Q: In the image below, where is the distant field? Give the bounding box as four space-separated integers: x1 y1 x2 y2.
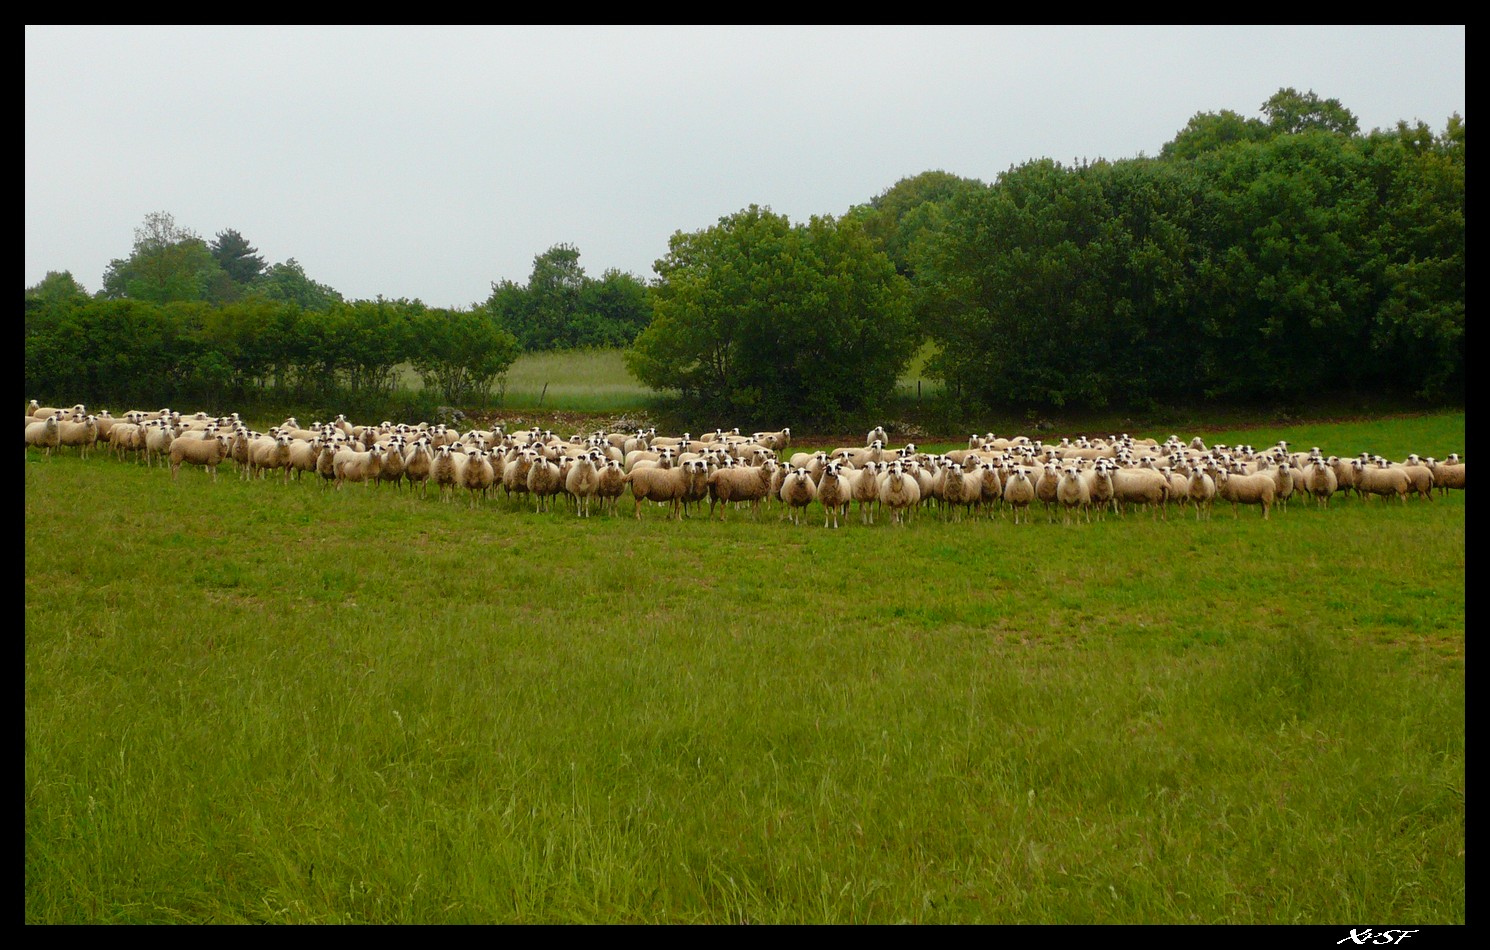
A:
397 349 660 412
25 412 1464 923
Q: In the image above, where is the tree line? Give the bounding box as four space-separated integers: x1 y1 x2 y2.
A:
26 88 1464 425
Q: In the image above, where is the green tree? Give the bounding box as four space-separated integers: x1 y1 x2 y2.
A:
1160 109 1271 160
410 308 520 406
1262 87 1360 136
626 205 914 425
211 228 266 285
486 245 653 350
101 211 227 304
254 258 343 312
847 170 987 282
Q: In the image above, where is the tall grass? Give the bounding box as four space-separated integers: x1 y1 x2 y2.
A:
25 416 1464 923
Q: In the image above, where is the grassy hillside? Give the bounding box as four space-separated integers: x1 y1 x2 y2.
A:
24 413 1464 923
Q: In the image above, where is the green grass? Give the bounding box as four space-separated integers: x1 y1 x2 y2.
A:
25 414 1464 923
397 349 662 412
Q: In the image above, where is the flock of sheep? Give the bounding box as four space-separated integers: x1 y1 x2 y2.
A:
25 402 1466 526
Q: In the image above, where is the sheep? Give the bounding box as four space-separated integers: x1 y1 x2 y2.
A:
373 437 406 489
975 461 1004 519
430 444 465 502
878 461 922 526
625 459 708 520
1085 461 1115 520
706 460 776 521
108 421 143 462
501 447 534 501
815 461 852 529
462 448 496 507
779 466 818 525
1261 461 1296 511
56 414 99 460
1394 459 1435 501
1303 457 1338 507
866 425 888 447
143 421 178 468
169 433 231 482
1056 464 1092 524
526 453 564 512
1426 457 1465 496
334 444 386 490
1109 467 1170 520
938 459 980 522
24 413 62 460
1186 466 1217 521
1001 467 1036 525
849 460 883 524
1034 462 1062 522
564 451 602 517
285 436 323 482
595 459 627 516
1215 469 1276 519
1353 459 1411 504
249 433 294 484
401 439 434 497
751 428 791 452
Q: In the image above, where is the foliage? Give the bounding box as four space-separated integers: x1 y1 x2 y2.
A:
847 170 987 282
254 258 344 312
626 205 916 427
486 245 652 350
101 211 228 305
409 307 521 406
919 91 1464 412
210 228 267 286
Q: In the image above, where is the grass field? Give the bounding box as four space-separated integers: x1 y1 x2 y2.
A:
25 414 1464 923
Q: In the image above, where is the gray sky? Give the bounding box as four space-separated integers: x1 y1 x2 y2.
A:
26 25 1465 309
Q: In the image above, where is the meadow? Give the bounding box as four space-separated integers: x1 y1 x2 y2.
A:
24 412 1464 923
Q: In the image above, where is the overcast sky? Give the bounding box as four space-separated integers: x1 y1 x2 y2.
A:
25 25 1465 309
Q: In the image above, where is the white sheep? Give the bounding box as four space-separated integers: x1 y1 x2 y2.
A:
334 444 387 490
1109 467 1170 520
1352 459 1411 504
526 453 564 512
1056 465 1092 524
625 459 707 521
1186 467 1217 521
1304 458 1338 507
816 461 852 528
24 413 62 460
878 461 922 526
1001 467 1036 525
56 414 100 460
565 452 602 517
596 459 627 516
706 460 776 521
1216 469 1276 519
848 460 883 525
779 466 818 525
462 448 496 507
169 433 231 482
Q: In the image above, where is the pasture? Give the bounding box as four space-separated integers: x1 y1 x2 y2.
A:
25 413 1464 923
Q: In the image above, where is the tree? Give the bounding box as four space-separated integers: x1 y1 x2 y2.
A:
847 170 986 281
1261 87 1360 136
211 228 266 285
101 211 227 304
254 258 343 312
25 270 89 308
410 308 520 406
486 244 652 350
626 205 914 426
1160 109 1271 161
